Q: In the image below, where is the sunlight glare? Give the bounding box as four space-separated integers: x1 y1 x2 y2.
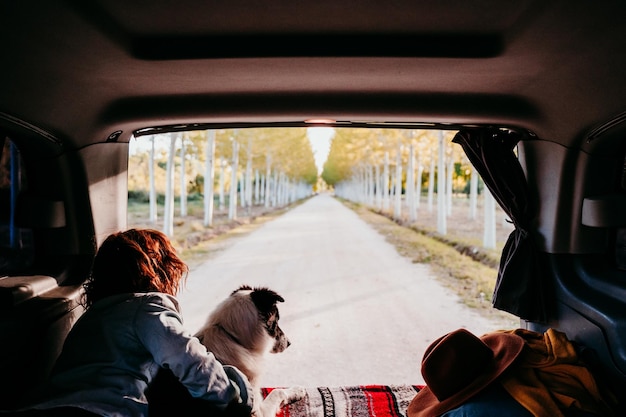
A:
307 127 335 174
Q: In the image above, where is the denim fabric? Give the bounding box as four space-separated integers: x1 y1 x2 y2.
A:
22 293 251 417
441 383 532 417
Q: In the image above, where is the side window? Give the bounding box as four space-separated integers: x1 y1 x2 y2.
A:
616 152 626 270
0 136 34 275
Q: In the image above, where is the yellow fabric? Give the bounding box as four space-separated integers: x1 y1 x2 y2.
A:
498 328 615 417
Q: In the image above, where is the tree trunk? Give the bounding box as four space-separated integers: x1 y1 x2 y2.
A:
272 170 279 207
203 130 216 226
428 147 435 212
254 169 260 205
416 153 423 211
228 140 239 220
375 164 382 210
446 156 453 217
469 165 478 219
245 137 253 213
383 152 390 212
437 131 447 234
163 133 177 236
149 135 157 224
394 144 402 220
483 188 496 249
265 156 272 208
367 164 374 206
180 134 187 217
407 144 416 222
219 157 226 211
239 176 245 208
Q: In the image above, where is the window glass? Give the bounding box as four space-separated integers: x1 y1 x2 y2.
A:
615 152 626 270
0 136 34 275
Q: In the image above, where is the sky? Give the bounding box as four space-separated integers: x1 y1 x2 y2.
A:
306 127 335 174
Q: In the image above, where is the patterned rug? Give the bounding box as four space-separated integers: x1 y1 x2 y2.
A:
262 385 423 417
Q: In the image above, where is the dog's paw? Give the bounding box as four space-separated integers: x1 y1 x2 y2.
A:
263 386 307 410
285 386 307 403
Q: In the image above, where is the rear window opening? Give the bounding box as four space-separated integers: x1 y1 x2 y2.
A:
127 127 519 386
128 127 513 247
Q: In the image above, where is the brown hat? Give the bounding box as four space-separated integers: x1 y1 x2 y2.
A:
408 328 525 417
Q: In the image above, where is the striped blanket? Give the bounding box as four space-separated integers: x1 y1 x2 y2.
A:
262 385 423 417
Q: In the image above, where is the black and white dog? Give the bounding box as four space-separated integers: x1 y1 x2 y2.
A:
148 285 305 417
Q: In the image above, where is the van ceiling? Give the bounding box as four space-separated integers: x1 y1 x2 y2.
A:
1 1 626 148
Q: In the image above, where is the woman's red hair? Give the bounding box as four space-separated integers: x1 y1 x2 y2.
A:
83 229 188 307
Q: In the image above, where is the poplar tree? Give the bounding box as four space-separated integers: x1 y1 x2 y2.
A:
203 130 216 226
163 133 177 236
149 135 157 224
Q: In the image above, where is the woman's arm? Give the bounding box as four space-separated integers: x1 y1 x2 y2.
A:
136 293 253 411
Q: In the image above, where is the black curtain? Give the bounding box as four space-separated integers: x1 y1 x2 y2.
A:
452 128 551 323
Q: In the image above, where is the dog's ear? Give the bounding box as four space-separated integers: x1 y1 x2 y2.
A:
250 287 284 314
232 284 253 296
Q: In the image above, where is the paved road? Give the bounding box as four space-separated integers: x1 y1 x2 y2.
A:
178 193 509 387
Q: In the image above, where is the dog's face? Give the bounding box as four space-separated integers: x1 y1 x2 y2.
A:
232 285 290 354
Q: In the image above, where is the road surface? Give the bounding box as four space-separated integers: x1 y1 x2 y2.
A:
178 193 512 387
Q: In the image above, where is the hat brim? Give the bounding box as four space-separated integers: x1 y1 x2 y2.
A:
408 331 524 417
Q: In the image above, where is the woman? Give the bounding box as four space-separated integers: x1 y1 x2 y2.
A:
22 228 253 416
